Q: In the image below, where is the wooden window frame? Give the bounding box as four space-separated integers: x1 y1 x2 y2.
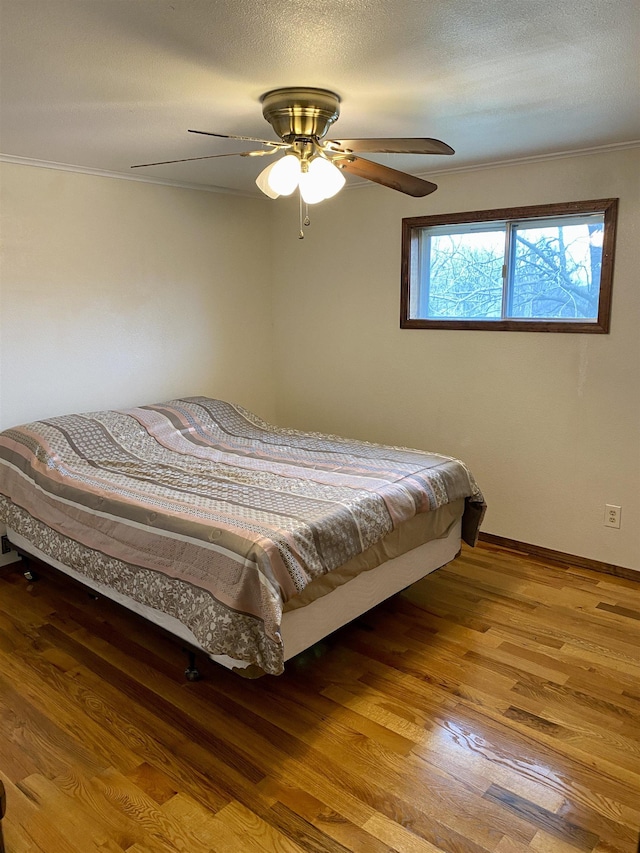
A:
400 198 619 333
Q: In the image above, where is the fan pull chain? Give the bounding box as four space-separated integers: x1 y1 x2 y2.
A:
298 191 304 239
298 192 311 239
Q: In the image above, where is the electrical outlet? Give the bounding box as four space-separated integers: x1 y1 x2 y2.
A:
604 504 621 529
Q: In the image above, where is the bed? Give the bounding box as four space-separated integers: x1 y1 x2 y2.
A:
0 397 485 677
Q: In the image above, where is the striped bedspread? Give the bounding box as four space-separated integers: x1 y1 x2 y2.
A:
0 397 485 674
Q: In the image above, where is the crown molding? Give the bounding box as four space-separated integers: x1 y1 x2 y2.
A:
0 153 257 197
2 139 638 196
414 139 640 180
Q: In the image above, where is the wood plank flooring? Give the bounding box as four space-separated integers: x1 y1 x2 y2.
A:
0 542 638 853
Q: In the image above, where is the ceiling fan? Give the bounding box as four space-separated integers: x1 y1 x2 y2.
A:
132 87 454 235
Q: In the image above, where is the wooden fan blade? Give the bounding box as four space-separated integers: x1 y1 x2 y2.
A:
188 129 287 147
340 156 438 196
328 138 454 155
130 151 266 169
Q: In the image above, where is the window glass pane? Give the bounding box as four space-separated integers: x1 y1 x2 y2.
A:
509 216 604 320
419 228 505 319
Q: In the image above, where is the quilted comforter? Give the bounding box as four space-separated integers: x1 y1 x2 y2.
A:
0 397 485 674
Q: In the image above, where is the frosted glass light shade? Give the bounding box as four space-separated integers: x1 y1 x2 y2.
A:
255 160 282 198
312 156 346 198
299 156 346 204
266 154 301 196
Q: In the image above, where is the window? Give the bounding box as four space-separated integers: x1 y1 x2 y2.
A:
401 199 618 332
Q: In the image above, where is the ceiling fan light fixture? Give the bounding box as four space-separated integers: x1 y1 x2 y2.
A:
257 152 346 205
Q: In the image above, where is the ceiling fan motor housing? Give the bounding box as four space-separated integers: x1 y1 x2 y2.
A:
261 87 341 141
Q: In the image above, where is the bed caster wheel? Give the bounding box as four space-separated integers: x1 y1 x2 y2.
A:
183 649 200 681
23 569 39 582
88 593 100 601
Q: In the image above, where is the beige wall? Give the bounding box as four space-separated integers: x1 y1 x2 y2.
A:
270 148 640 570
1 151 638 571
0 163 276 428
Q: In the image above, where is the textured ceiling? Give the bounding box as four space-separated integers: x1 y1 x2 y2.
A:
1 0 639 195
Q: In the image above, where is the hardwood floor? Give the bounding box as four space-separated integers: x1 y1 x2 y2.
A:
0 542 638 853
